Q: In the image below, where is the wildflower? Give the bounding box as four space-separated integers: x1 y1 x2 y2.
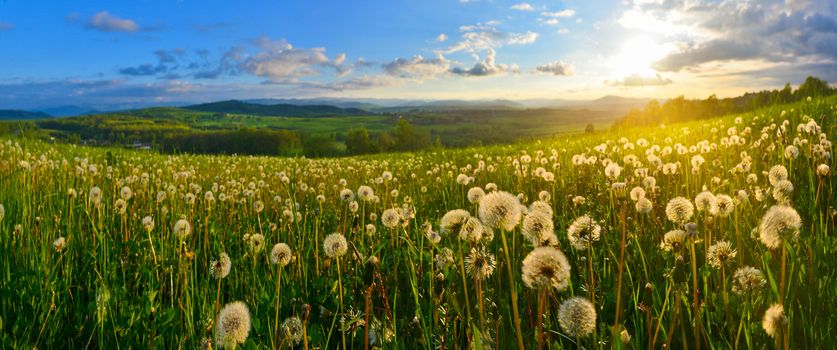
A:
772 180 794 204
323 233 348 258
115 199 127 215
605 163 622 180
715 195 734 217
210 253 232 279
659 230 687 252
817 164 830 177
467 187 485 204
458 217 484 243
357 185 374 202
216 301 251 348
557 297 597 338
630 186 646 201
381 208 401 229
142 216 155 232
665 197 694 225
435 248 455 270
173 219 192 240
89 186 103 207
270 243 292 267
440 210 470 235
635 197 653 214
529 200 553 217
280 316 304 345
566 215 601 251
464 247 496 280
707 241 737 268
732 266 767 296
53 237 66 252
522 212 555 246
478 191 522 231
120 186 133 201
759 205 801 249
365 224 377 236
762 304 787 339
694 191 717 214
245 234 265 253
521 247 571 291
339 189 354 202
768 165 788 186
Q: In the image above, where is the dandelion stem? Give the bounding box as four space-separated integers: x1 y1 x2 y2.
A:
499 230 525 350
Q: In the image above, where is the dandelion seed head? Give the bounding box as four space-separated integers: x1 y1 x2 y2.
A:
173 219 192 240
762 304 787 339
270 243 292 267
707 240 737 268
665 197 694 225
567 215 601 251
715 195 734 217
467 187 485 204
210 253 232 279
381 208 401 229
759 205 801 249
281 316 304 345
216 301 251 348
635 197 653 214
521 247 571 291
660 229 687 252
694 191 717 214
528 200 553 217
772 180 794 204
768 165 788 186
522 212 555 246
464 247 496 280
732 266 766 296
53 237 66 252
478 191 522 231
557 297 597 338
323 233 348 258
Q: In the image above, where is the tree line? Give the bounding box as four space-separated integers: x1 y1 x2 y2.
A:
613 76 835 128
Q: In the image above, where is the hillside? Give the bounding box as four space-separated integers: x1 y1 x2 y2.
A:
0 109 51 120
183 100 369 117
0 95 833 349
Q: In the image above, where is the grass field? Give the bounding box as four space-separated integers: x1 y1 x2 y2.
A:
0 96 834 349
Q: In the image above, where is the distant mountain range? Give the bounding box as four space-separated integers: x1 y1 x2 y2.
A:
183 100 369 117
0 110 51 120
0 95 655 119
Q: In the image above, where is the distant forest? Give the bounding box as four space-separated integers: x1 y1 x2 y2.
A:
613 76 834 128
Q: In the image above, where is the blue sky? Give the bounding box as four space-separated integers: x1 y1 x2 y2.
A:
0 0 835 109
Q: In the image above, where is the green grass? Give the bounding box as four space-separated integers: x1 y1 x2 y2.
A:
0 96 834 349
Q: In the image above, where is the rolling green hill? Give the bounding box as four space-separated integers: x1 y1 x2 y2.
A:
0 110 51 120
183 100 370 117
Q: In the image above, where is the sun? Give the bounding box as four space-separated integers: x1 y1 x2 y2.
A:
610 36 673 77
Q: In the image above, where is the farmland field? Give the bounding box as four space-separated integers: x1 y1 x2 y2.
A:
0 96 834 349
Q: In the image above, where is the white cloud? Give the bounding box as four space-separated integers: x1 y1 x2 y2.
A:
541 9 575 18
539 18 559 26
239 37 331 82
507 31 539 45
511 3 535 11
534 61 575 76
624 0 837 75
436 33 448 42
86 11 139 32
450 49 517 76
383 55 450 79
444 23 539 54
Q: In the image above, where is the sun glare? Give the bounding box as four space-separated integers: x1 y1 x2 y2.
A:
610 36 672 76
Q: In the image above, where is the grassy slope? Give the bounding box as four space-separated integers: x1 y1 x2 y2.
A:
0 96 833 349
